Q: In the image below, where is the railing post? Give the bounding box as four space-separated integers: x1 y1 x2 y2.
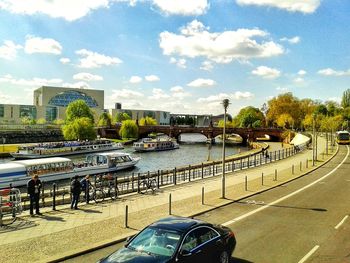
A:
240 158 243 170
247 156 250 168
52 183 56 210
254 154 256 166
169 194 172 215
41 181 45 207
173 168 177 185
201 163 204 179
212 162 215 176
188 165 191 182
137 173 140 193
131 173 134 192
157 170 160 188
115 176 118 199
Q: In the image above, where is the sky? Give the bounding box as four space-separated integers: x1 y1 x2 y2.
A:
0 0 350 116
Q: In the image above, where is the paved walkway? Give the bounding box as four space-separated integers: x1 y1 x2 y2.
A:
0 139 335 263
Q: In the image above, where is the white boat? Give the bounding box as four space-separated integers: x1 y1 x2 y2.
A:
133 138 179 152
10 139 124 159
0 152 140 188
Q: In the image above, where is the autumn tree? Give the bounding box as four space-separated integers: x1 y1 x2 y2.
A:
139 116 157 126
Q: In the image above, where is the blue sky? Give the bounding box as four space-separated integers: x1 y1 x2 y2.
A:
0 0 349 115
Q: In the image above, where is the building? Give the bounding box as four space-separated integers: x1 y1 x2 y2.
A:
0 86 104 124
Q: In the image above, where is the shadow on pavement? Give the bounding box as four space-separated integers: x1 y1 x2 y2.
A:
39 214 66 222
231 256 254 263
81 208 102 214
0 218 37 233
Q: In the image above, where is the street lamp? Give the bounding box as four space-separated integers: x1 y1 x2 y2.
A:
221 99 230 199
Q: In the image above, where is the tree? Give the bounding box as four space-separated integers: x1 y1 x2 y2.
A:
98 112 112 127
53 119 65 125
341 88 350 108
65 99 94 123
114 112 131 123
21 116 36 125
62 117 96 140
314 104 328 116
36 118 47 125
119 120 138 139
233 106 265 128
139 116 157 126
276 113 294 129
218 120 234 128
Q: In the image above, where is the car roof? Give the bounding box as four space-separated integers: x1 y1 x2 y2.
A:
149 216 211 233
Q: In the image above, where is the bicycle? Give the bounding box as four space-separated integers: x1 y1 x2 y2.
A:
0 188 23 226
82 184 105 203
139 176 157 194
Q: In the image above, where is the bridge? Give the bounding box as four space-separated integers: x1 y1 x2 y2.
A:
99 126 284 142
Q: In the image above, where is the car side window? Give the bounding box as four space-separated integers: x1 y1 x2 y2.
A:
181 231 197 252
181 227 219 252
197 227 219 244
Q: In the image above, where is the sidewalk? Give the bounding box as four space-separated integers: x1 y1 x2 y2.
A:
0 139 335 263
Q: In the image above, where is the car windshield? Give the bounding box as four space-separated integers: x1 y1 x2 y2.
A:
128 227 182 258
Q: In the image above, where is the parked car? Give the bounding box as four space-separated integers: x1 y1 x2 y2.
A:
97 216 236 263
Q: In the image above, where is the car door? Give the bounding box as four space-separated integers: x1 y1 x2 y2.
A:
178 227 220 263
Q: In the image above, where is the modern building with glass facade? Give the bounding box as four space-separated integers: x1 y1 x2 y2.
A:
0 86 104 124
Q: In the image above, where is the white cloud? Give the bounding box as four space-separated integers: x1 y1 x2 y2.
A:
236 0 320 14
62 81 91 89
200 61 214 71
145 75 160 82
169 57 187 68
153 0 209 16
76 49 122 68
160 20 284 64
280 36 300 44
0 74 63 86
0 0 114 21
252 66 281 79
111 89 143 100
73 72 103 82
197 91 253 103
276 86 288 92
60 57 70 64
129 76 142 84
187 78 216 88
25 36 62 55
170 86 191 99
0 40 22 60
149 88 170 99
318 68 350 77
298 70 307 75
0 90 11 102
294 77 304 83
327 97 341 103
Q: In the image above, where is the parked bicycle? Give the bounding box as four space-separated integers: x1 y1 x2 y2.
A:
0 188 23 226
139 176 157 194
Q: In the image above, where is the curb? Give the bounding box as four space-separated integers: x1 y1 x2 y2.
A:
47 145 338 262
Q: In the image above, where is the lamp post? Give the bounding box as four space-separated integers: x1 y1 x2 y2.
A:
312 113 317 166
221 99 230 199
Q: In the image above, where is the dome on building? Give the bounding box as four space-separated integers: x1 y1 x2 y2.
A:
48 90 98 108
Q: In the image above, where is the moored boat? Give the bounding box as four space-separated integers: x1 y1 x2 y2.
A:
133 138 179 152
0 152 140 188
10 139 124 159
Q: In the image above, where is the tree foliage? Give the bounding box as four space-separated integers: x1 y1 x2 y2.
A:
233 106 264 128
98 112 112 127
65 99 94 123
119 120 138 139
139 116 157 126
341 89 350 108
62 117 96 140
114 112 131 123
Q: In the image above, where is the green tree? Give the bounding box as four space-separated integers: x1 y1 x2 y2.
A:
341 88 350 108
98 112 112 127
62 117 96 140
233 106 265 128
114 112 131 123
37 118 47 125
119 120 138 139
53 119 65 125
218 120 234 128
21 116 36 125
139 116 157 126
65 99 94 123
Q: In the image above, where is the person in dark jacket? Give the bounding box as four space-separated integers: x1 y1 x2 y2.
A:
70 175 81 209
27 175 42 216
80 175 91 203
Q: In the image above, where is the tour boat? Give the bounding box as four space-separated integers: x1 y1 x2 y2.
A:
133 138 179 152
10 139 124 159
0 152 140 188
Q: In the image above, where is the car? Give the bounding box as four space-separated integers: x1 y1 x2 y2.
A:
97 216 236 263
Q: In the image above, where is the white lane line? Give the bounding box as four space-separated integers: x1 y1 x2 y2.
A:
335 215 349 230
298 245 320 263
222 146 349 227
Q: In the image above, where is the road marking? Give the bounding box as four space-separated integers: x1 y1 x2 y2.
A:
335 215 349 230
222 146 349 227
298 245 320 263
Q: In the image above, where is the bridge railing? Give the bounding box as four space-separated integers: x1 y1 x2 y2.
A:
13 141 312 210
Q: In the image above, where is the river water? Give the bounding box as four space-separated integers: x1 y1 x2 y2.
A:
0 134 248 177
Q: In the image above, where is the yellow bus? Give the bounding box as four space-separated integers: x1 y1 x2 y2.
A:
336 131 350 145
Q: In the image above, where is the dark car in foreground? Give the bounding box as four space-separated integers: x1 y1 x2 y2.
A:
98 216 236 263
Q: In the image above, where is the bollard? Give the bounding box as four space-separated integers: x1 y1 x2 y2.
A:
169 194 172 215
53 183 57 210
300 161 302 171
292 164 294 175
261 172 264 185
306 159 308 169
274 169 277 181
125 205 128 228
245 176 248 191
254 155 256 166
202 187 204 205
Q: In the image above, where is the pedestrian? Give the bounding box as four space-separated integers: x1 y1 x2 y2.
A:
27 174 42 216
70 175 81 209
80 175 90 203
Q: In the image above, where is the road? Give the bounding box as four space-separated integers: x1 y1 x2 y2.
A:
64 145 350 263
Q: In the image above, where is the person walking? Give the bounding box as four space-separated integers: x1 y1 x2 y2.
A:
70 175 81 209
27 175 42 216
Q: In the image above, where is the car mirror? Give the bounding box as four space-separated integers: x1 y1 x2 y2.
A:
179 249 192 257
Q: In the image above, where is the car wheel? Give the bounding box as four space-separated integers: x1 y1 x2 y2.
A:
219 250 229 263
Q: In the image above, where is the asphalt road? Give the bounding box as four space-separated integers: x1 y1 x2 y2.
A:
64 145 350 263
